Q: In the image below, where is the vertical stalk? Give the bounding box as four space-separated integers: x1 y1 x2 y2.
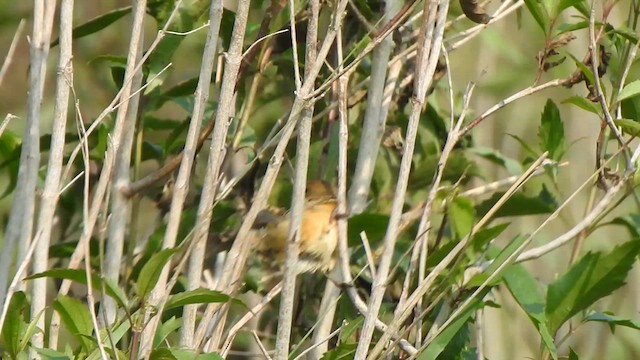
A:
30 0 73 355
274 0 320 356
179 0 225 347
103 0 146 323
348 0 401 214
273 104 312 358
0 0 55 318
138 0 252 355
49 0 154 349
195 0 351 350
354 0 449 357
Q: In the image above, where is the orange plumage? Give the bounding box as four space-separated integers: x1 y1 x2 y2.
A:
257 180 338 274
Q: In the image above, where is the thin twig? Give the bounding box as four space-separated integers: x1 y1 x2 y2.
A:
348 0 401 214
414 164 628 356
0 19 25 87
360 232 377 278
309 14 345 358
446 0 524 51
252 331 274 360
140 0 245 354
30 0 75 353
0 226 42 332
163 21 210 35
355 0 449 356
1 0 55 331
460 78 565 137
516 177 625 263
0 114 18 138
288 0 302 91
174 0 224 347
103 0 147 325
220 282 283 357
587 2 631 170
195 0 352 350
370 152 550 357
51 0 187 350
294 325 343 360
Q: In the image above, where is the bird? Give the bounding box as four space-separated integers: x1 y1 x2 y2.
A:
256 180 338 274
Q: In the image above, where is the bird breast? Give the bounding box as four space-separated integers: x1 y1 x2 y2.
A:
261 200 338 273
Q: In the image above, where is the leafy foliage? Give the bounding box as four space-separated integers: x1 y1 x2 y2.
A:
1 0 640 359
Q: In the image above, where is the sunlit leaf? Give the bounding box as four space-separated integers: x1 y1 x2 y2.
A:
449 197 475 239
51 6 132 47
614 119 640 136
471 147 523 175
2 291 28 358
476 186 558 218
418 296 488 359
53 296 94 352
136 248 180 300
504 264 558 358
524 0 549 33
562 96 601 115
618 80 640 102
538 99 565 161
546 240 640 334
27 269 128 310
164 289 229 311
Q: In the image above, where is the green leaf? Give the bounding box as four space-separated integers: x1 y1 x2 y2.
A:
507 134 539 158
149 348 178 360
545 240 640 334
418 296 487 359
568 348 580 360
0 130 20 198
618 80 640 102
437 319 471 360
556 21 589 35
347 213 389 247
164 289 229 311
86 319 132 360
504 264 558 359
2 291 29 358
471 147 523 175
562 96 601 115
51 6 132 47
34 348 73 360
320 343 357 359
338 316 364 344
151 348 224 360
621 97 640 120
475 186 558 218
27 269 129 310
136 248 180 299
470 223 510 252
610 214 640 238
538 99 565 161
151 77 201 110
614 118 640 136
524 0 549 33
567 52 594 85
466 236 526 288
448 197 475 239
551 0 587 18
612 27 639 45
53 295 94 352
584 311 640 332
154 316 182 348
21 308 43 354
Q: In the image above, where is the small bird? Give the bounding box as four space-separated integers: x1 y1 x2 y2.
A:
256 180 338 274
